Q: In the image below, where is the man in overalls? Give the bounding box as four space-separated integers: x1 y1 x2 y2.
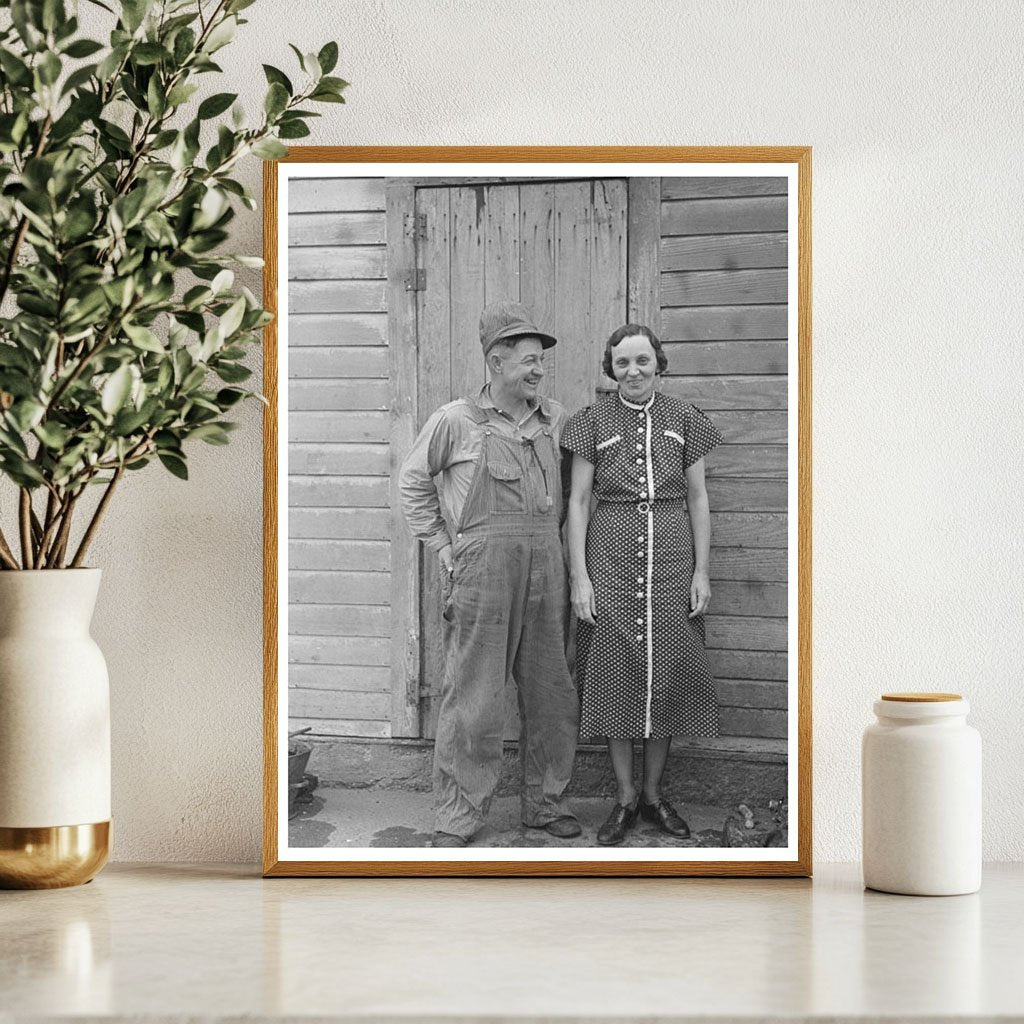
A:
399 301 581 848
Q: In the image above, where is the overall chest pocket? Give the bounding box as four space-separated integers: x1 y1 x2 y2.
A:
487 459 526 513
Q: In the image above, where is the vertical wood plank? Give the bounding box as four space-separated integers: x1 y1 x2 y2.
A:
591 178 629 393
386 181 420 738
484 184 521 305
519 182 557 401
554 181 594 416
450 186 487 400
416 187 453 739
627 178 661 335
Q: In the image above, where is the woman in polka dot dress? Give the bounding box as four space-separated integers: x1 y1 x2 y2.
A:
562 324 723 846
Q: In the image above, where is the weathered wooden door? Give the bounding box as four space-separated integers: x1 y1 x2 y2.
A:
407 179 631 739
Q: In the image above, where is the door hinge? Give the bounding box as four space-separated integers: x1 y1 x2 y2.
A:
405 268 426 292
404 212 428 241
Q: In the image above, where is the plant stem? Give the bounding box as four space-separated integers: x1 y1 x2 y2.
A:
0 113 52 308
0 527 20 570
36 488 66 566
18 489 34 569
29 507 43 545
0 216 30 310
70 465 124 568
42 489 56 533
46 298 140 413
45 493 79 569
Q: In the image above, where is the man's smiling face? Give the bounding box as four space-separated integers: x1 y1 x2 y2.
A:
494 336 546 402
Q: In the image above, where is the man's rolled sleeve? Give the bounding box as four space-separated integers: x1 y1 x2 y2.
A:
398 408 454 551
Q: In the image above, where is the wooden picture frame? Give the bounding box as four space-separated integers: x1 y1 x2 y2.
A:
263 147 812 877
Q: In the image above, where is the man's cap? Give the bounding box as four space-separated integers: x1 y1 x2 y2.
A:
479 300 557 355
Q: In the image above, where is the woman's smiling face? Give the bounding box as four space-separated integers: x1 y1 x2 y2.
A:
610 334 658 403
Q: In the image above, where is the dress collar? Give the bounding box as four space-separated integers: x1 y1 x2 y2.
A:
617 389 657 412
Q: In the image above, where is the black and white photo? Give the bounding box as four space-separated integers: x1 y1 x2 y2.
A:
263 149 811 877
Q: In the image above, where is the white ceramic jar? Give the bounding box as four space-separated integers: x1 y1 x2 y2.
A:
862 692 981 896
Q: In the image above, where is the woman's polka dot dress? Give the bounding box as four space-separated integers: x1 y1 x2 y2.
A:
561 391 723 740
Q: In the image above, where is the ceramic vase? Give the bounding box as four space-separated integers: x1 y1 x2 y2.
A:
0 568 111 888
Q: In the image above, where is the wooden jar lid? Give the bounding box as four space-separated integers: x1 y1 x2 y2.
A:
881 692 962 702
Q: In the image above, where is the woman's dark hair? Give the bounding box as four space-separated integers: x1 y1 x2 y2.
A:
602 323 669 379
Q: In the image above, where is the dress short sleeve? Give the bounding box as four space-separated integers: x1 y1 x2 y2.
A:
684 405 722 469
560 406 596 463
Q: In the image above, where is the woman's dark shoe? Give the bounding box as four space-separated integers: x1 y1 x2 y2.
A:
596 798 640 846
639 797 691 838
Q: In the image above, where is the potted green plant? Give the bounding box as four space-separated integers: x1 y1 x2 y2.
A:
0 0 345 887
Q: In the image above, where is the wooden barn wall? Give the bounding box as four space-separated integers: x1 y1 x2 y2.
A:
286 177 391 739
284 175 790 750
656 176 789 745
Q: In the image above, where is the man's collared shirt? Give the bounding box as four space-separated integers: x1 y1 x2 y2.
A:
399 384 567 550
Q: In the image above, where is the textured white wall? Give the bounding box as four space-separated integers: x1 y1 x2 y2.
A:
62 0 1023 862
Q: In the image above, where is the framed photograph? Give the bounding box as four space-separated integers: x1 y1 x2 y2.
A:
262 147 811 877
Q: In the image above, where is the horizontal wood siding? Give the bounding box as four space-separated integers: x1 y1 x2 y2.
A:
659 176 789 745
288 177 390 738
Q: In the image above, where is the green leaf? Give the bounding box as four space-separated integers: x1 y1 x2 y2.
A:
158 452 188 479
189 422 231 445
132 43 169 66
278 120 310 140
262 64 292 94
182 285 211 310
309 88 346 104
319 76 349 92
0 50 33 87
214 362 251 384
198 91 237 119
317 41 339 75
264 82 289 117
203 15 236 53
251 137 287 160
210 269 234 294
112 404 152 435
63 38 104 58
38 51 63 86
9 399 45 432
173 27 196 65
300 51 321 80
96 43 127 81
61 62 98 96
101 365 133 415
166 82 199 107
218 296 246 340
147 74 166 117
0 456 46 487
34 421 70 449
215 388 247 408
123 322 164 353
10 2 44 52
150 128 177 149
121 0 151 33
181 364 206 391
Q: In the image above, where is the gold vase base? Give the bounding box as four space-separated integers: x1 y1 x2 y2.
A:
0 821 110 889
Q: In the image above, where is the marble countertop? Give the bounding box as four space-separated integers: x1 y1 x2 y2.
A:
2 862 1021 1021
